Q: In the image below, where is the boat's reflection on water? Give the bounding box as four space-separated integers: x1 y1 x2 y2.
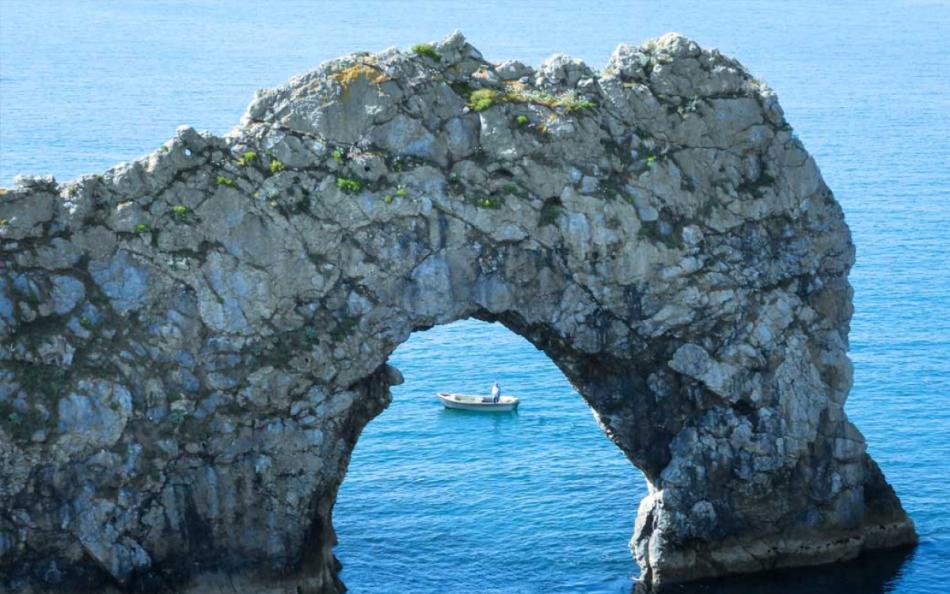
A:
634 545 917 594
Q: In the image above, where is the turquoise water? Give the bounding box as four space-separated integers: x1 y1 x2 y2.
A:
2 1 948 593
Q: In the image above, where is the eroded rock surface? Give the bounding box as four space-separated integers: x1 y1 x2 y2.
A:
0 31 915 592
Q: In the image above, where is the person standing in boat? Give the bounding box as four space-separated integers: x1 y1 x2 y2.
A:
491 381 501 404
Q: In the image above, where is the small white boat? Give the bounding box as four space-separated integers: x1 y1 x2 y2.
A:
436 392 519 412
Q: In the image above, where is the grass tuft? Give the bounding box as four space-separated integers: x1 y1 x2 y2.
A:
476 197 501 209
336 177 361 194
238 150 257 166
469 89 499 112
498 82 596 113
171 205 189 221
539 202 562 226
411 43 441 61
565 97 595 112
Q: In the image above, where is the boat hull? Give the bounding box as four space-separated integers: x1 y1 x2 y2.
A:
437 393 519 412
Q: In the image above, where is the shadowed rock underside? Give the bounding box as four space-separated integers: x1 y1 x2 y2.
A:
0 31 915 593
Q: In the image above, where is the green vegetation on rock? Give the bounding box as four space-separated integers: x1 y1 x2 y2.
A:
171 205 189 221
238 150 257 166
466 85 595 114
336 177 361 194
638 220 683 249
469 89 499 112
411 43 441 61
539 201 562 226
475 197 501 209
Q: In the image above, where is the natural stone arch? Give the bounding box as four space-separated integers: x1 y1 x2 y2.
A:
0 32 915 593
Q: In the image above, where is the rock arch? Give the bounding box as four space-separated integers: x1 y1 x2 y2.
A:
0 32 915 593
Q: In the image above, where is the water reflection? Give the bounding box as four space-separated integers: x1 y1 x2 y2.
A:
638 546 915 594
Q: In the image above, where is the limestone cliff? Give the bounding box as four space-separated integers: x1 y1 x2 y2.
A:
0 32 915 593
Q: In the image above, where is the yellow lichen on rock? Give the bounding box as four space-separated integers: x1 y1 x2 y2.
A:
333 63 390 92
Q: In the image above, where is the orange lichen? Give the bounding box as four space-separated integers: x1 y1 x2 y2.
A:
333 63 390 92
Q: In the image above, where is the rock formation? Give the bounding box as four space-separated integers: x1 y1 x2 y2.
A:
0 31 915 593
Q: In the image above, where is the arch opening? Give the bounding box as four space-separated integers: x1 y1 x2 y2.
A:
333 318 645 592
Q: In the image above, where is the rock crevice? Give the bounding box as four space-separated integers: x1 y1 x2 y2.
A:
0 31 915 593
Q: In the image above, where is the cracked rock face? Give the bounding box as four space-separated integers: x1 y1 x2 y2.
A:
0 31 915 593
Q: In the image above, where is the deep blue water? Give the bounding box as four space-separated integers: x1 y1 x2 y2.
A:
1 1 948 593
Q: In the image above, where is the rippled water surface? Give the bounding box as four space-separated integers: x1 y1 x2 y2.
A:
1 1 948 593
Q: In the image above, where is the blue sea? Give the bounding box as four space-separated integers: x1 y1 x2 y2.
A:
1 1 948 592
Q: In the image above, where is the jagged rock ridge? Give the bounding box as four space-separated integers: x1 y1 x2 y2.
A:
0 31 915 593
